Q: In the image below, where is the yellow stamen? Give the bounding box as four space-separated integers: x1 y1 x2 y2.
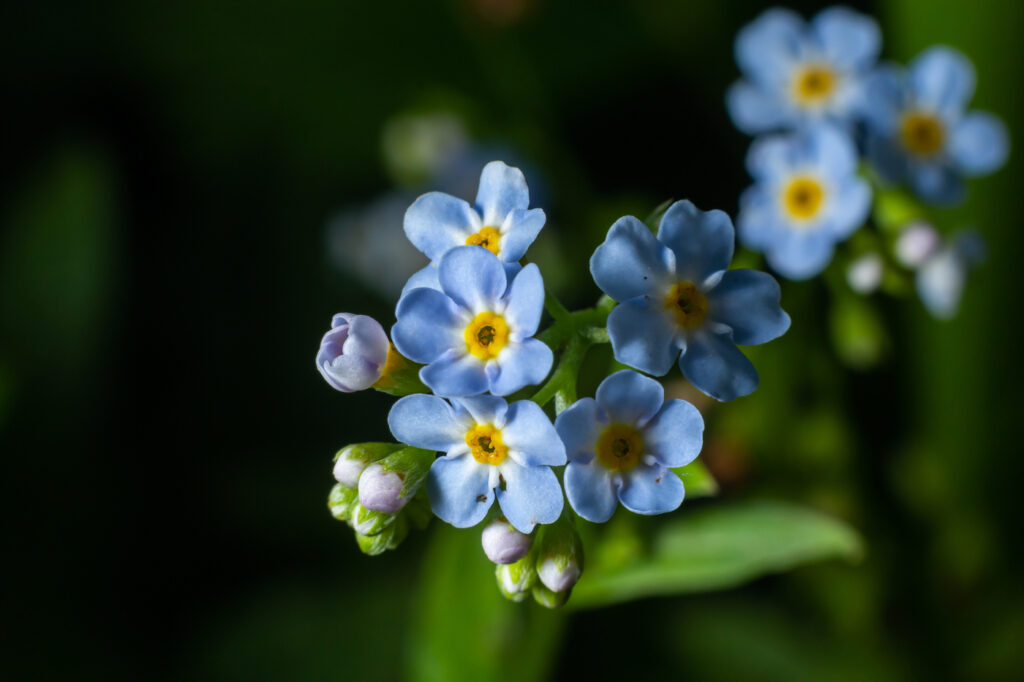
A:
595 424 644 472
899 111 945 157
792 64 837 106
663 282 708 330
463 311 509 360
466 424 508 465
465 226 502 255
781 176 825 221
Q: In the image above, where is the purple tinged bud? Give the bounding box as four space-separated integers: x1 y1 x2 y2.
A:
316 313 390 392
358 463 409 514
481 519 533 564
895 222 940 268
537 555 581 593
333 447 367 487
846 253 883 294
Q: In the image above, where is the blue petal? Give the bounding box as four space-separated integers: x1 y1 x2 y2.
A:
317 354 379 393
488 338 553 396
392 288 463 363
865 132 910 185
824 176 871 240
607 300 680 377
499 208 546 262
554 398 603 459
949 112 1010 176
863 65 907 134
737 185 778 251
421 349 490 397
765 230 836 280
642 399 704 468
618 465 684 515
496 462 563 533
451 395 508 426
811 7 880 71
474 161 531 227
735 8 804 88
503 263 544 336
746 134 798 182
438 245 507 312
502 400 566 467
809 125 859 180
564 460 619 523
427 455 493 528
590 216 675 302
404 192 479 261
726 81 793 135
657 200 735 282
388 394 465 451
595 369 664 427
908 163 965 205
910 47 975 116
680 332 759 401
400 263 441 298
706 269 790 346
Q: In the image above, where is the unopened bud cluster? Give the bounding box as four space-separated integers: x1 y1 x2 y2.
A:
487 516 582 608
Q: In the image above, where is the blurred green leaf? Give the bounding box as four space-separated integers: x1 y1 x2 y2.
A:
407 525 565 682
672 460 718 498
829 295 889 370
570 500 863 609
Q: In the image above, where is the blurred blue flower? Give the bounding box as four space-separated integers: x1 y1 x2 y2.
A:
590 200 790 401
556 370 703 522
917 230 985 319
316 313 391 392
865 46 1010 204
392 246 552 396
388 393 565 532
727 6 880 134
403 160 545 269
738 125 871 279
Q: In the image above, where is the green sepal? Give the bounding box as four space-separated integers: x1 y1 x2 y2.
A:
671 460 719 498
333 442 403 465
495 553 537 602
531 583 570 609
356 514 409 556
327 483 358 521
378 446 436 499
536 516 583 577
350 501 398 537
372 347 429 396
404 492 433 530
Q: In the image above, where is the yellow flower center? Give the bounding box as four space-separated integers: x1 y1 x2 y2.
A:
463 311 509 360
663 281 708 329
595 424 644 472
792 64 837 106
899 111 945 157
465 226 502 255
466 424 508 465
781 176 826 221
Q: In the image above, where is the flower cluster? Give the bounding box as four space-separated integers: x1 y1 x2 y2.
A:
315 160 790 606
728 5 1007 312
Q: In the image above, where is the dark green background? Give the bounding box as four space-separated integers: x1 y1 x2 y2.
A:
2 0 1022 680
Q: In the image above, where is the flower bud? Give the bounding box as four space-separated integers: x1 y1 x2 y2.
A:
535 520 583 594
895 222 940 268
327 483 358 522
358 463 409 513
316 313 390 392
355 514 409 556
531 583 569 609
481 518 533 564
846 253 883 294
350 501 397 537
333 442 401 487
495 555 537 602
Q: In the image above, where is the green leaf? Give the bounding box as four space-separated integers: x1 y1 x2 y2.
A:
570 500 863 609
829 294 890 370
407 525 565 682
672 460 718 498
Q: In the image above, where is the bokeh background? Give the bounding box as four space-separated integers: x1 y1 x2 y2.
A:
3 0 1023 680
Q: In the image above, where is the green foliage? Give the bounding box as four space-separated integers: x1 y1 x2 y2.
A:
570 501 863 609
672 459 718 498
829 294 889 370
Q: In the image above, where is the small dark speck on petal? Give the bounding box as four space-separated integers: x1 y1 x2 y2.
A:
476 494 487 502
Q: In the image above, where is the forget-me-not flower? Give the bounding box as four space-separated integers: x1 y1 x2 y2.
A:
388 393 565 532
864 46 1009 204
727 6 880 134
590 200 790 401
916 230 985 320
392 245 553 396
402 160 546 291
316 313 391 392
738 125 871 280
556 370 703 522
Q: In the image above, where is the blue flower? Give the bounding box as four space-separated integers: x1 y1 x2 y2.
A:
388 393 566 532
392 245 553 397
737 125 871 280
916 230 985 320
727 7 880 134
403 160 545 269
864 46 1010 204
316 314 391 392
556 370 703 522
590 200 790 401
